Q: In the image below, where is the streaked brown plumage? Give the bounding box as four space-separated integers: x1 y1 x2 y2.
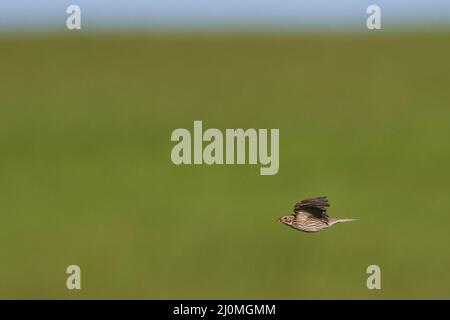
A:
278 196 355 233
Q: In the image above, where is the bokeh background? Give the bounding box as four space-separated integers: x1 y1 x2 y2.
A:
1 1 450 299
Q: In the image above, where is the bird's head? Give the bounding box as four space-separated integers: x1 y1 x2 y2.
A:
278 215 294 225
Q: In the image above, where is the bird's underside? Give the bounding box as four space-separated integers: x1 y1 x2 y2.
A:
281 196 355 233
292 211 330 232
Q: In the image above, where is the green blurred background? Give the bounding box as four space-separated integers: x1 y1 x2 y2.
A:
1 1 450 300
1 32 450 299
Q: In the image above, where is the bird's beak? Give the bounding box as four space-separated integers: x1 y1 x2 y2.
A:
277 217 282 223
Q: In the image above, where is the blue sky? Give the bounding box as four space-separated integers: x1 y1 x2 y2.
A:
1 0 449 30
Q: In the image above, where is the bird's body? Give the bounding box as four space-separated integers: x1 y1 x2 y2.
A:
278 196 355 233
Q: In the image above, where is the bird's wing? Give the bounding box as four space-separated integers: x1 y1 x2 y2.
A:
293 196 330 222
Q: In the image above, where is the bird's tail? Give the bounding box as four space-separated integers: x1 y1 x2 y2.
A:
330 218 357 225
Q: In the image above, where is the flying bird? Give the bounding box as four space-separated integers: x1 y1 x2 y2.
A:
278 196 355 233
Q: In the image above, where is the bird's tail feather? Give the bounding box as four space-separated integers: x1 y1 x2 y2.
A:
330 218 357 225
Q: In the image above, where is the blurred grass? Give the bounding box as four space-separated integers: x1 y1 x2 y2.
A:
1 32 450 299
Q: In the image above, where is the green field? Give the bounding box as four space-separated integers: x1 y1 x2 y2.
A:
1 32 450 299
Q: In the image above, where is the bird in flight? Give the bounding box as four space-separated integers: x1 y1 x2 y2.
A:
278 196 355 233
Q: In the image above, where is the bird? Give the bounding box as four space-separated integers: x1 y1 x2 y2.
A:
278 196 355 233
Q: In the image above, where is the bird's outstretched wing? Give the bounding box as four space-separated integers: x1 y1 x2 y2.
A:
294 196 330 222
